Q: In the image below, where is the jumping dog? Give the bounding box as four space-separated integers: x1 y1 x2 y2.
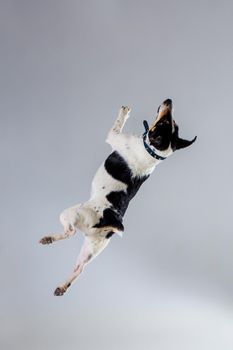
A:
40 98 196 296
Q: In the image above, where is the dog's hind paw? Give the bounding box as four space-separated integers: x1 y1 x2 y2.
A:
54 286 67 296
39 236 54 245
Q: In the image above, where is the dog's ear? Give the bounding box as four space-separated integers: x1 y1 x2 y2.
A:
176 136 197 150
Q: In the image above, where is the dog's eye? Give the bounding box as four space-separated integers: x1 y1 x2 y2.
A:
154 136 163 146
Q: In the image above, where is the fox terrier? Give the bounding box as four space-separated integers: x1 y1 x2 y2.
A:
40 98 196 296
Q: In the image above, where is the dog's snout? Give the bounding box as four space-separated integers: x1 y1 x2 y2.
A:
163 99 172 107
157 98 173 114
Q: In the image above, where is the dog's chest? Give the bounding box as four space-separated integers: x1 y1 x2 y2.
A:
114 135 156 178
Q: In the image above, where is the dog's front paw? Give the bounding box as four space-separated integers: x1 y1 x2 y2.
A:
39 236 54 245
120 106 131 118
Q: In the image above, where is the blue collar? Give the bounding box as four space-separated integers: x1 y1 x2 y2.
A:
142 120 166 161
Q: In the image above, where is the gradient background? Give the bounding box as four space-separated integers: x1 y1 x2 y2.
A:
1 1 233 349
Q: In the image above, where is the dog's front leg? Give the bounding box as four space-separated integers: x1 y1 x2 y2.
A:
106 106 131 145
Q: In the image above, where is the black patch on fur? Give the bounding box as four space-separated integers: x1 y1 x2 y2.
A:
104 151 132 185
106 191 128 216
105 231 115 239
93 208 124 231
106 172 149 216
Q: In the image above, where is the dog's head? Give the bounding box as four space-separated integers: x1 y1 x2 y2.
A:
148 99 196 153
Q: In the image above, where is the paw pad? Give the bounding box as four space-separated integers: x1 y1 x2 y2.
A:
39 236 54 245
54 286 67 296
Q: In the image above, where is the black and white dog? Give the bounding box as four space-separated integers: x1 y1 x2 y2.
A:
40 98 196 296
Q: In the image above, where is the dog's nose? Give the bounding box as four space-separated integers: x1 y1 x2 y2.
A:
163 99 173 107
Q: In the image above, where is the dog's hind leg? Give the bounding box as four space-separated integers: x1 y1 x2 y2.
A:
39 225 76 245
106 106 131 144
39 207 80 245
54 236 110 296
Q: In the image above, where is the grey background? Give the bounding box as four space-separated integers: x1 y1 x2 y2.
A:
1 0 233 349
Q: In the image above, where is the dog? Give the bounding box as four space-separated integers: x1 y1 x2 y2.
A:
40 98 196 296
